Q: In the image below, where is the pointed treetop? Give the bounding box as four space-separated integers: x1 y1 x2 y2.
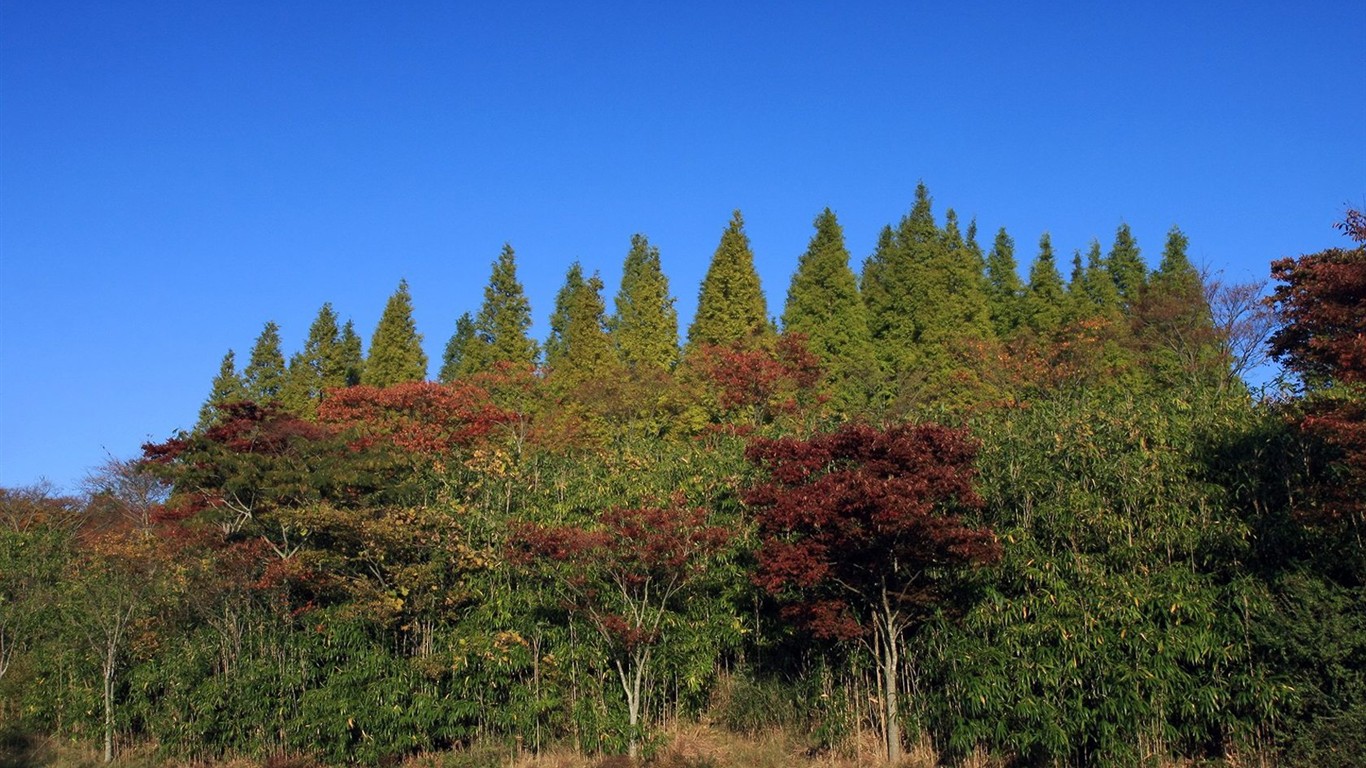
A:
279 303 345 417
1023 233 1066 336
335 320 365 387
459 244 539 376
1082 239 1122 315
545 262 589 371
985 226 1024 338
612 233 679 371
243 321 286 402
364 279 428 386
197 349 245 430
782 208 875 411
687 210 772 349
1107 223 1147 304
439 312 475 383
549 266 617 385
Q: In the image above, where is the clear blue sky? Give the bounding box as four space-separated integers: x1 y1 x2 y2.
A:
2 1 1362 491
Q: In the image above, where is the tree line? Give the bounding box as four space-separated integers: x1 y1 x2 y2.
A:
2 190 1362 767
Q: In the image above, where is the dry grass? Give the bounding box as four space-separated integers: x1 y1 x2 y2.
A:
3 725 1280 768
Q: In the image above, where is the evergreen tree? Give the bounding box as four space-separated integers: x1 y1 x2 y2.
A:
985 227 1025 338
1063 250 1089 323
280 303 343 417
1082 239 1122 316
196 349 245 429
862 186 995 410
612 234 679 372
243 321 286 403
782 208 876 412
439 312 475 383
364 280 428 386
460 244 539 375
335 319 365 386
1107 223 1147 306
1134 226 1221 386
934 208 994 344
862 185 938 389
546 263 588 371
687 210 771 349
550 267 617 386
860 224 901 348
1023 233 1066 337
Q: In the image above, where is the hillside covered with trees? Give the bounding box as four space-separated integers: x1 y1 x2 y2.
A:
3 191 1363 767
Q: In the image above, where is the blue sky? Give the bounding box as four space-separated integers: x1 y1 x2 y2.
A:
1 1 1362 491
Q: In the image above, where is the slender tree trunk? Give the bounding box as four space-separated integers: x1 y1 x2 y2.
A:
879 595 902 765
615 650 649 759
103 646 116 763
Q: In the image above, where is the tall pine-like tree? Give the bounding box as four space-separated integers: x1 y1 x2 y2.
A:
439 312 475 383
243 322 286 403
782 208 876 412
335 319 365 386
280 303 343 417
1107 223 1147 306
196 350 245 429
862 185 939 388
612 234 679 372
548 265 617 386
458 244 539 375
364 280 427 386
933 208 994 344
1082 240 1122 315
1022 233 1066 337
985 227 1025 338
1134 226 1222 386
687 210 772 349
546 263 588 371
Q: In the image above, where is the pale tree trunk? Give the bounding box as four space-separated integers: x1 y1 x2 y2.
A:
878 591 903 765
103 640 117 763
615 648 650 759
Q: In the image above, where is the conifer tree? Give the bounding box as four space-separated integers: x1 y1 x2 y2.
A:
1134 226 1221 386
545 263 588 371
687 210 771 349
862 185 938 387
197 350 245 429
782 208 876 411
335 320 365 386
1063 250 1089 323
438 312 475 383
459 244 539 375
861 224 900 347
1107 223 1147 306
364 280 428 386
985 227 1024 338
612 234 679 372
280 303 343 417
243 321 286 403
1081 240 1123 318
933 208 994 343
550 267 617 386
1023 233 1066 337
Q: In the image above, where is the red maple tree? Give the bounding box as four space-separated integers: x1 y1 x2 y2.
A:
511 502 729 758
744 422 1000 764
1269 208 1366 532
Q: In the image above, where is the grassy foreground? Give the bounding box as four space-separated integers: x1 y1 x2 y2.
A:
3 722 1275 768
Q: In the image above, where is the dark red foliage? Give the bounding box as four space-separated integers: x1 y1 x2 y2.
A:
318 381 508 457
1269 210 1366 386
1268 210 1366 529
512 503 729 651
745 422 1000 640
693 335 825 425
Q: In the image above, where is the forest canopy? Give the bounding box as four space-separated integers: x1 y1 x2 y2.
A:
3 195 1363 768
